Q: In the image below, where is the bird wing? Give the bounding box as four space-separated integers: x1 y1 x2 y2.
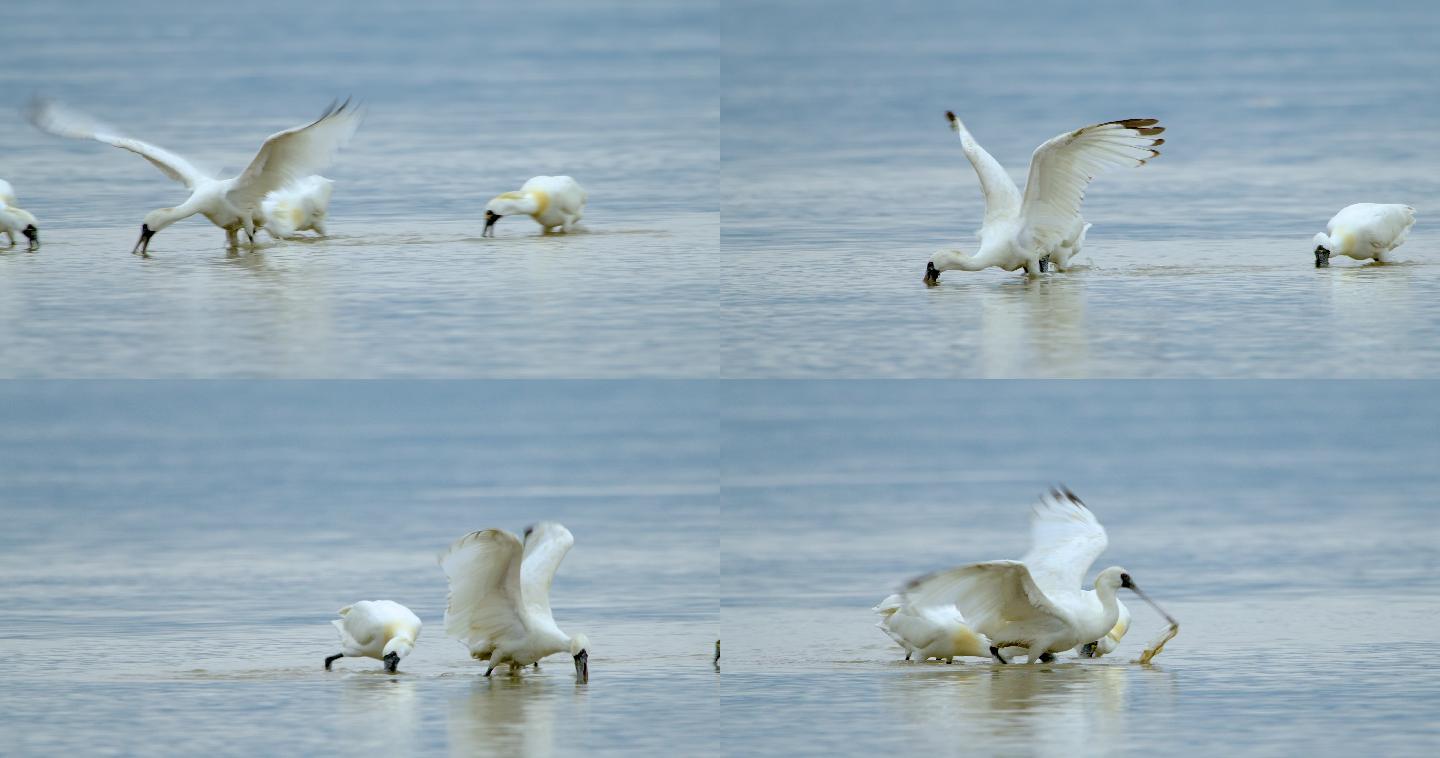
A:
520 522 575 623
903 560 1063 640
945 112 1023 228
227 100 362 211
1019 118 1164 250
1020 487 1109 598
439 529 528 651
27 98 212 190
1356 204 1417 249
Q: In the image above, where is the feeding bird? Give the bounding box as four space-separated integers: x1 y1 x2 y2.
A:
483 176 587 236
900 487 1172 664
261 175 334 239
925 112 1163 283
439 522 590 680
27 97 361 256
876 488 1133 663
1312 203 1416 268
0 179 39 249
324 600 422 673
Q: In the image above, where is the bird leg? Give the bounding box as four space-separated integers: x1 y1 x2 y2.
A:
989 646 1009 664
484 665 496 677
1038 653 1056 663
226 229 239 248
1039 255 1050 273
904 651 911 661
533 662 540 670
325 653 343 670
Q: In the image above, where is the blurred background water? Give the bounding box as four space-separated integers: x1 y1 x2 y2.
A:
723 0 1440 377
720 381 1440 755
0 382 719 756
0 0 717 377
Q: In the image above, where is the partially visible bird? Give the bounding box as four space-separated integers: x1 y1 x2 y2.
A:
483 176 587 236
325 600 422 673
1077 601 1131 658
262 175 334 239
1312 203 1416 267
0 179 39 249
925 112 1163 282
873 592 993 663
28 97 361 256
439 522 590 680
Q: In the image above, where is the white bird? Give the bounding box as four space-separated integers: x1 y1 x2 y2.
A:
439 522 590 680
903 487 1174 664
28 98 361 256
482 176 587 236
325 600 423 673
1312 203 1416 268
925 112 1164 283
261 175 334 239
0 179 39 249
873 592 991 663
875 487 1134 663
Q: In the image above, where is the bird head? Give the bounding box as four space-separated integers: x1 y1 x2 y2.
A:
483 192 535 236
1312 233 1331 268
22 223 39 249
925 249 968 286
381 636 415 673
570 634 590 682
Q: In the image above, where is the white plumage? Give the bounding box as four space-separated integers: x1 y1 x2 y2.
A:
439 522 590 679
873 592 991 663
483 176 587 236
325 600 422 673
28 98 361 256
0 179 39 249
925 113 1163 282
262 175 334 239
1312 203 1416 267
898 488 1168 664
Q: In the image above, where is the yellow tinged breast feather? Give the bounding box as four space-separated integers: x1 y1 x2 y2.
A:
531 189 550 216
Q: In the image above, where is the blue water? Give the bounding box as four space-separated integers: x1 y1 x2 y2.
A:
719 381 1440 755
0 382 720 756
0 0 717 377
722 0 1440 377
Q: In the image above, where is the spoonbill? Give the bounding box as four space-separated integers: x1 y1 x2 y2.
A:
903 487 1173 664
0 179 39 249
1312 203 1416 267
439 522 590 681
27 98 361 256
261 175 334 239
875 487 1132 662
925 112 1163 283
483 176 587 236
325 600 422 673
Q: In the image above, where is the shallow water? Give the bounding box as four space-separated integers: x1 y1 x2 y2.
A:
720 381 1440 755
722 0 1440 377
0 0 717 378
0 382 720 756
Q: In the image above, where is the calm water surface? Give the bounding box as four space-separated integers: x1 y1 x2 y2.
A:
723 0 1440 377
0 382 720 756
720 382 1440 755
0 0 717 377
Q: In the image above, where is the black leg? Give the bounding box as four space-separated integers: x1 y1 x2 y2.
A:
533 662 540 670
1039 653 1056 663
1039 256 1050 273
990 646 1009 664
325 653 343 670
904 652 911 661
484 665 495 677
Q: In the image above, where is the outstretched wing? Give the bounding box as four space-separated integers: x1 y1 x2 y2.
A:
946 112 1023 228
1019 118 1164 250
521 522 575 623
903 560 1064 641
1021 486 1109 597
439 529 526 652
27 98 211 189
227 99 362 211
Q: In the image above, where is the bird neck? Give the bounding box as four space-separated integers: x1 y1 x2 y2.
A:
1091 585 1122 639
934 249 992 272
